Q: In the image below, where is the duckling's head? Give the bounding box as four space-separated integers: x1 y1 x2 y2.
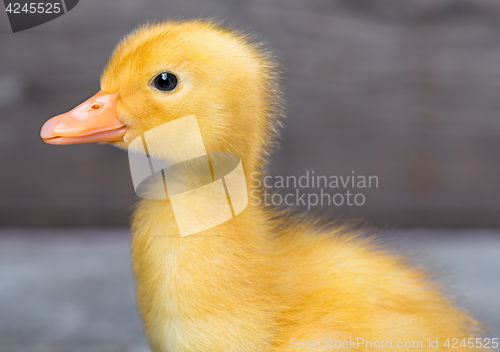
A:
41 20 282 173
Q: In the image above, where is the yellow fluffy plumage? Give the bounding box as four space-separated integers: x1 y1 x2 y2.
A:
58 19 485 351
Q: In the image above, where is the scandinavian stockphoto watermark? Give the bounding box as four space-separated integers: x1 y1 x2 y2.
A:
125 114 377 236
250 170 378 209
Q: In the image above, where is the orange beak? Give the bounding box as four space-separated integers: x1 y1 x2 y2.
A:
41 91 126 145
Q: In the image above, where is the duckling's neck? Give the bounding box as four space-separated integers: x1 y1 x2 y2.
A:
140 149 262 204
130 157 278 351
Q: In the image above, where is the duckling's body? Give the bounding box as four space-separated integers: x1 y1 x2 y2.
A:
132 197 479 352
41 20 482 352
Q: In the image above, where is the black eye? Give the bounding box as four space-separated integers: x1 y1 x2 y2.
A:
152 72 178 92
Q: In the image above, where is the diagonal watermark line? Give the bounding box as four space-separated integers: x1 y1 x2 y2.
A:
61 0 68 13
140 134 155 175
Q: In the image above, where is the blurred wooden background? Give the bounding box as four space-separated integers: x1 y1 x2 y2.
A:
2 0 500 227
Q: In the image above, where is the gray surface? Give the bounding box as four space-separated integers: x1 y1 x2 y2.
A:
0 228 499 351
0 229 148 352
3 0 500 227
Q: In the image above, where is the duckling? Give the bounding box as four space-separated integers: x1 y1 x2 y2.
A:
41 20 483 352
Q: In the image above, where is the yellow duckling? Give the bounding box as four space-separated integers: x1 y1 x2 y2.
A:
41 20 483 352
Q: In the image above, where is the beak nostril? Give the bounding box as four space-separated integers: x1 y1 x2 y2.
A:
90 103 101 110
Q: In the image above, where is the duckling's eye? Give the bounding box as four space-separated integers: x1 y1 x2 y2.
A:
152 72 178 92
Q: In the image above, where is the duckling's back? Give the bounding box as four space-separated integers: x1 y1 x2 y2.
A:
272 221 482 351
